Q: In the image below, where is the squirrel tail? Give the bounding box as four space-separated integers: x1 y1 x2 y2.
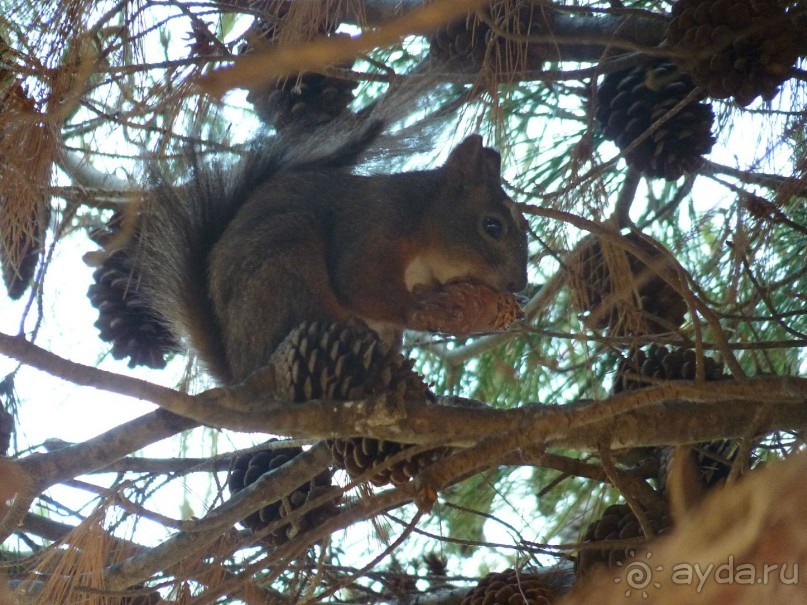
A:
131 118 386 382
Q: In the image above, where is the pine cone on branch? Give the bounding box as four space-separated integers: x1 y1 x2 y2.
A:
612 344 726 393
228 443 340 547
569 232 688 336
271 320 429 403
666 0 800 106
271 321 451 487
611 345 756 496
461 568 562 605
239 5 357 128
86 212 180 369
429 1 553 72
329 438 450 487
577 503 672 576
596 60 715 180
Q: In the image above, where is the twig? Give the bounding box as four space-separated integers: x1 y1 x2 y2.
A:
198 0 487 96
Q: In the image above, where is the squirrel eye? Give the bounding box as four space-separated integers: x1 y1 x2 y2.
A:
483 216 503 239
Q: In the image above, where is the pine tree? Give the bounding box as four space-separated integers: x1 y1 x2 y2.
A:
0 1 805 603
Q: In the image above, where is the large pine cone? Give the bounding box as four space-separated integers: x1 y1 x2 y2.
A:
577 503 672 576
86 213 179 369
271 321 450 487
271 320 430 403
461 568 561 605
430 2 552 70
596 60 715 180
570 232 688 336
666 0 799 106
228 444 340 547
239 5 357 128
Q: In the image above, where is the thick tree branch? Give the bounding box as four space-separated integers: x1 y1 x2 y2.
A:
20 410 196 487
0 333 195 411
2 330 806 448
199 1 669 96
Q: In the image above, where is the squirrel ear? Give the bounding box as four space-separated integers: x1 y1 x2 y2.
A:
444 135 502 180
481 147 502 175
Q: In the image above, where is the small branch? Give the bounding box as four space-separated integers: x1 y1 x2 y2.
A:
88 455 230 474
20 410 196 488
703 158 806 194
412 378 807 509
612 167 641 228
0 332 196 412
57 148 130 192
2 330 806 447
103 472 418 592
0 409 196 543
198 0 486 96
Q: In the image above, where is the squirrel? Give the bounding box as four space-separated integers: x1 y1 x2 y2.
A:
94 121 529 386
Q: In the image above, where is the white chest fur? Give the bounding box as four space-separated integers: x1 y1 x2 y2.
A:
403 252 476 291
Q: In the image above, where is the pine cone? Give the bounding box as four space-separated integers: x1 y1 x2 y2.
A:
596 60 715 180
740 192 787 223
1 201 49 300
570 232 688 336
610 346 754 493
271 321 449 487
228 444 340 547
239 7 356 128
407 280 525 336
430 14 490 65
666 0 799 106
430 2 552 70
329 438 450 487
271 320 430 402
87 213 180 369
252 65 359 130
612 344 726 393
577 503 672 576
87 253 179 369
461 568 559 605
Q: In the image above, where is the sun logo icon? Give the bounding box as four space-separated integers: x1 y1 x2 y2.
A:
613 550 663 599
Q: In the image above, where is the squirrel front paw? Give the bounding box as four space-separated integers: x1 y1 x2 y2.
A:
406 280 525 336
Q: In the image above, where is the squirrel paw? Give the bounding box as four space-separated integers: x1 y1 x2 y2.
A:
406 280 524 336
